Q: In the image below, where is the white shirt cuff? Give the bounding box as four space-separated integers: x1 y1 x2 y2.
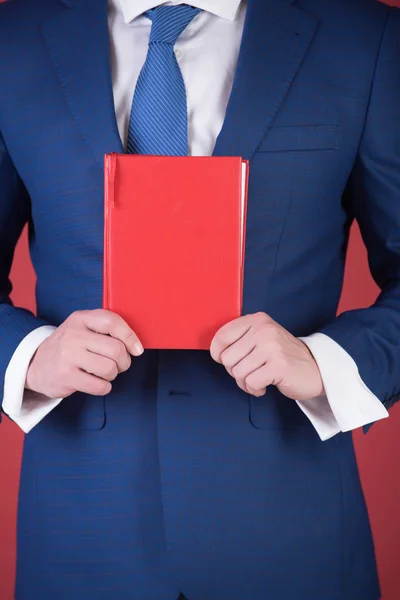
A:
296 332 389 441
2 325 64 434
4 328 389 438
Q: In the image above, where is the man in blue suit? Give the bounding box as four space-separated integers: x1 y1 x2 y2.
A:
0 0 399 598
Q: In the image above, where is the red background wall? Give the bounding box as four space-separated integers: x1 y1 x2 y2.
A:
1 1 400 599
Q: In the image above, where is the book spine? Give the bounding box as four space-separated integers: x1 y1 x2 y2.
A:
103 153 118 310
105 152 117 208
240 160 250 314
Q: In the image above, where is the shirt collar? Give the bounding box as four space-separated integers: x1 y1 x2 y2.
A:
117 0 243 25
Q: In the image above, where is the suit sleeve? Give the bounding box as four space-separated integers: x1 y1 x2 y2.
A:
0 131 52 422
317 7 400 428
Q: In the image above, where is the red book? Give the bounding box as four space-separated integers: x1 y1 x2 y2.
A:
103 153 249 350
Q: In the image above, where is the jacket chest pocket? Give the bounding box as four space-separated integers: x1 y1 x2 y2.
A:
256 124 339 153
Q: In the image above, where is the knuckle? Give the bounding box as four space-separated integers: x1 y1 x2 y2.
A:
121 353 132 372
101 313 114 328
212 331 226 348
265 325 280 342
264 338 282 356
244 374 253 388
247 386 259 397
123 330 133 344
102 381 113 395
245 374 258 392
92 308 107 318
93 379 112 396
125 330 138 345
210 336 225 362
231 363 243 379
255 311 269 324
220 352 231 368
108 339 125 360
93 309 115 328
212 330 222 343
105 362 118 380
66 311 79 323
103 381 113 395
125 331 142 354
209 344 219 362
68 310 85 324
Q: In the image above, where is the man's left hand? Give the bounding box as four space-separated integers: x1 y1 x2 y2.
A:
210 313 324 402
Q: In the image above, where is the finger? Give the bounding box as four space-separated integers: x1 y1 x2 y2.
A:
244 363 276 396
84 332 131 373
230 349 267 392
73 369 113 396
80 309 143 356
219 335 256 375
210 316 253 363
77 350 119 382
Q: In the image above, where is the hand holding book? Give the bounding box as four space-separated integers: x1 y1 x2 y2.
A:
211 312 324 401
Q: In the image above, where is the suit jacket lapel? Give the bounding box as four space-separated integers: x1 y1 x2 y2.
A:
40 0 318 165
41 0 124 167
213 0 319 159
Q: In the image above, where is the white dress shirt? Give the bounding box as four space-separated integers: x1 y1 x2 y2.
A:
2 0 388 439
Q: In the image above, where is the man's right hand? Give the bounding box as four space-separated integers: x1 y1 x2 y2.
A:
25 309 144 398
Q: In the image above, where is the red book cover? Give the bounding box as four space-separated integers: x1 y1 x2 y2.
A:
103 153 248 350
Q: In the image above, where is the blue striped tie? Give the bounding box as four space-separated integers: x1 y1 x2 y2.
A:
127 5 201 156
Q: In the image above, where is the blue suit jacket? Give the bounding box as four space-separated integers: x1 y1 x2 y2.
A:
0 0 399 598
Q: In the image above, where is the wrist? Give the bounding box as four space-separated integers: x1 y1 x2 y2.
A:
25 352 40 392
301 342 325 398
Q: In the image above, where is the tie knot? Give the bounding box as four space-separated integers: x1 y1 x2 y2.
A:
145 4 201 45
